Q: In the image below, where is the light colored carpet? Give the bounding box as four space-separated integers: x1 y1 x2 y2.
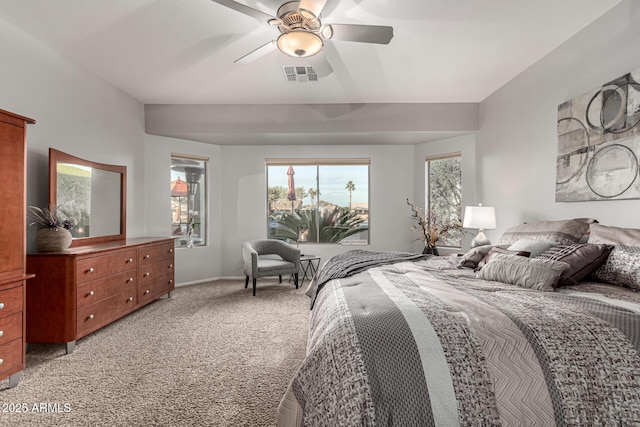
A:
0 279 309 426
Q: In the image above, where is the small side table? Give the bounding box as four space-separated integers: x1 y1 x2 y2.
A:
299 255 321 286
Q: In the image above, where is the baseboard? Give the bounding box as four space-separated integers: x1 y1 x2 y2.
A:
175 276 245 287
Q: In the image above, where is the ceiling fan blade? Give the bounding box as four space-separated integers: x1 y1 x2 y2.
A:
308 51 333 78
298 0 328 19
234 41 277 64
324 24 393 44
210 0 275 23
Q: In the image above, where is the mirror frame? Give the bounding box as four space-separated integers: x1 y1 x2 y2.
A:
49 148 127 247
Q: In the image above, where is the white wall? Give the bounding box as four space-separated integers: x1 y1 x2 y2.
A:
0 17 146 251
478 0 640 243
144 134 222 284
218 144 416 277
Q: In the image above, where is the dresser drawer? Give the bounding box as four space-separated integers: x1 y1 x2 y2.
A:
139 242 174 266
138 273 174 305
139 260 174 286
77 271 137 308
0 285 23 317
0 338 22 379
77 250 137 284
0 312 22 346
76 290 137 336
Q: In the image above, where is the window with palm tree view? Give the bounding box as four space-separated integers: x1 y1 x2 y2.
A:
267 160 369 244
426 153 462 248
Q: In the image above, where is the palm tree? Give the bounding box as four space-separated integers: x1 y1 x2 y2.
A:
345 180 356 212
308 188 317 206
273 206 367 243
267 187 281 212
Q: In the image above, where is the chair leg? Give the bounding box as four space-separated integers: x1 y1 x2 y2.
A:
294 273 299 289
245 276 249 289
279 275 282 283
253 278 257 296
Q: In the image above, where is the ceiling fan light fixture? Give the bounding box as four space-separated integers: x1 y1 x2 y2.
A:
277 30 323 57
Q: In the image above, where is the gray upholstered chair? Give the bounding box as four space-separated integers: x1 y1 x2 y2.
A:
242 239 300 296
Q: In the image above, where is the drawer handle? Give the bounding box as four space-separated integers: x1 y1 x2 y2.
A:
88 314 94 320
168 264 173 269
169 279 173 284
0 359 3 365
144 290 150 295
144 272 150 277
0 303 4 310
128 278 134 283
144 254 150 259
169 248 173 253
127 258 133 263
88 291 95 296
0 330 3 337
127 297 133 302
88 267 94 273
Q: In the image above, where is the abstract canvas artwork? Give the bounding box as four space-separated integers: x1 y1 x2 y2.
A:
556 69 640 202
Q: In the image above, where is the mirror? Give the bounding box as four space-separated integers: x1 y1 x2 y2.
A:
49 148 126 246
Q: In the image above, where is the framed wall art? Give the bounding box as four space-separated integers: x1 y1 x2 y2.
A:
556 69 640 202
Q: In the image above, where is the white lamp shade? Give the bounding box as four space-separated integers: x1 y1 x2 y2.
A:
463 206 496 229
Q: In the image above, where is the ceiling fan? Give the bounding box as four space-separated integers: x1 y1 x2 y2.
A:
211 0 393 76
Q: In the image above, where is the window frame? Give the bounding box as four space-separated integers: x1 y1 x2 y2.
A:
171 153 208 248
266 158 371 245
425 152 462 249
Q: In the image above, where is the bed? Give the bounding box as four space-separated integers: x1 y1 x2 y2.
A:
277 220 640 426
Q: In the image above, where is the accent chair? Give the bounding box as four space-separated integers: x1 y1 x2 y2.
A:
242 239 300 296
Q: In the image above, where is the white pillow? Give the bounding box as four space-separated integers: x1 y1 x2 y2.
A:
507 238 557 258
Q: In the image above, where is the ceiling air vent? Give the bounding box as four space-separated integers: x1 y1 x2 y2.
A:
283 66 318 83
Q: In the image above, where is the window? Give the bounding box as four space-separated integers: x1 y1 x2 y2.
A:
266 159 369 245
426 153 462 248
171 154 207 247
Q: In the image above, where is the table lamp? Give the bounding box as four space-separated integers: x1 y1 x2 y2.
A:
463 204 496 248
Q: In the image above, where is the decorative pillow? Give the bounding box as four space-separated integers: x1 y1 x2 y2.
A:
475 247 530 271
588 224 640 290
458 245 508 269
475 253 569 291
497 219 590 245
507 238 557 258
537 243 614 287
588 224 640 246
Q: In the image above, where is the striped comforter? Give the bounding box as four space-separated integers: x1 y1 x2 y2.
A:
278 253 640 426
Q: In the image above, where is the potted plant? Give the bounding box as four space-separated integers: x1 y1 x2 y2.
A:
27 205 76 252
406 199 462 255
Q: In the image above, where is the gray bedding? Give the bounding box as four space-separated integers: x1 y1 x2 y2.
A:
279 252 640 426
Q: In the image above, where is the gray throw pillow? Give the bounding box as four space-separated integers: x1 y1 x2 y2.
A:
475 247 530 271
588 224 640 290
458 245 508 269
537 243 614 287
498 219 589 245
476 253 568 291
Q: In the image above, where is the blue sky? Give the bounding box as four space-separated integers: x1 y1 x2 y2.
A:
268 165 369 207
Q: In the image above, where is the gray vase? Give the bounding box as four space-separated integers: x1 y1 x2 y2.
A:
35 228 72 252
422 245 439 256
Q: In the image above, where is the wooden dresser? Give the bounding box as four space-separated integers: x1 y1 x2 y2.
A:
26 237 175 354
0 109 35 388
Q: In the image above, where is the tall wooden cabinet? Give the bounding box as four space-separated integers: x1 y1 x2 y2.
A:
26 237 175 354
0 109 35 388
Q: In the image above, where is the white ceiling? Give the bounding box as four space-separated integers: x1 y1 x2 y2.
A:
0 0 622 144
